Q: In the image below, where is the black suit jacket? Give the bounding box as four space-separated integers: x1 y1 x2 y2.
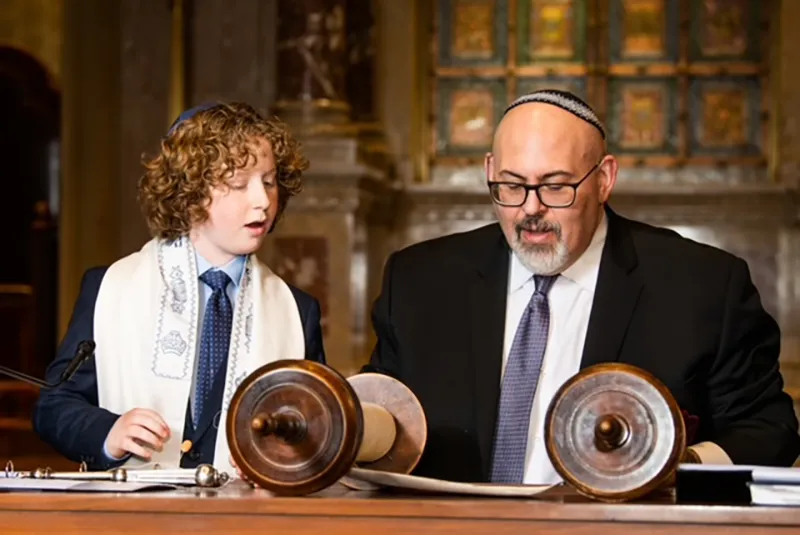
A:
32 266 326 471
364 207 800 482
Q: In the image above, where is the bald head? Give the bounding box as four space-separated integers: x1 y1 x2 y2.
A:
493 101 606 168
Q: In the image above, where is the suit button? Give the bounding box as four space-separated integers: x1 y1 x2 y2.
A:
188 450 201 461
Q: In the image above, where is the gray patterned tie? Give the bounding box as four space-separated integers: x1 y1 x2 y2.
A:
490 274 558 483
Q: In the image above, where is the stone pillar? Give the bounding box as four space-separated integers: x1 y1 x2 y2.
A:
775 0 800 425
188 0 280 110
263 0 395 376
118 0 172 256
59 0 123 336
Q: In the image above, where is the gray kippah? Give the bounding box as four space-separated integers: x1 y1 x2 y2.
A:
505 89 605 139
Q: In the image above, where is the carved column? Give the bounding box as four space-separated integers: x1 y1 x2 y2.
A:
266 0 396 376
60 0 124 333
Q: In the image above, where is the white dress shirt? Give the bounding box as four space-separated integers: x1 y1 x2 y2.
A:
500 214 608 485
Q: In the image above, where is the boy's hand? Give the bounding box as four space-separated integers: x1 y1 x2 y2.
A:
106 408 171 460
229 455 255 486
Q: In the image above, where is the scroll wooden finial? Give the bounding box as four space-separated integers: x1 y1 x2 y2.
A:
544 362 686 502
226 360 426 496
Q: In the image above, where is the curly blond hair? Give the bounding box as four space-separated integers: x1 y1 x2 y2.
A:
138 102 309 241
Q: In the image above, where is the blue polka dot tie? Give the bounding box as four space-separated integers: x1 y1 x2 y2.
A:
194 270 233 429
490 275 558 483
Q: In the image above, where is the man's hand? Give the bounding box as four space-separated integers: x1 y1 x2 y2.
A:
106 408 171 460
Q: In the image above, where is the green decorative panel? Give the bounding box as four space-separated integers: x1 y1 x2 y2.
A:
688 76 762 156
517 0 587 63
607 78 678 155
689 0 760 62
436 78 506 157
609 0 679 63
438 0 508 67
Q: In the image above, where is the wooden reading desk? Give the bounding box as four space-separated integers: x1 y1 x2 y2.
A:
0 481 798 534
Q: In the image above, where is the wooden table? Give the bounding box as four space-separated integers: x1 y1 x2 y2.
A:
0 481 798 534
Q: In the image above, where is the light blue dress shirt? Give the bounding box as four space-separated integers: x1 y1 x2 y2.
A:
103 251 246 461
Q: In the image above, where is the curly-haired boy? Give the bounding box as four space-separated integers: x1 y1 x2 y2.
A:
33 102 325 476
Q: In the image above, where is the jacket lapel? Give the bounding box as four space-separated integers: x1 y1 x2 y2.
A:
468 225 510 479
580 207 644 369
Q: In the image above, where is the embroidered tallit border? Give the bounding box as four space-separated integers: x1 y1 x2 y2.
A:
151 239 197 380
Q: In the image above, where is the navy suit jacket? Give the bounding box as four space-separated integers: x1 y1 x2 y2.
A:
32 266 326 470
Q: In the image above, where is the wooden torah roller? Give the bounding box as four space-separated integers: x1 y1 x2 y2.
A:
544 363 687 502
226 360 426 496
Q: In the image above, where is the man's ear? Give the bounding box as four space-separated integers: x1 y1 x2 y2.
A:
597 154 618 203
484 152 494 181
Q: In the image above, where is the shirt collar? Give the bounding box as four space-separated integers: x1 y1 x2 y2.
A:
508 211 608 294
196 252 246 287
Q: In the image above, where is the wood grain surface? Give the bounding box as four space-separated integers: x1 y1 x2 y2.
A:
0 481 798 534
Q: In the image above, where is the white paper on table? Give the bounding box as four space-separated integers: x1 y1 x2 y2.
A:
748 484 800 506
346 468 554 498
0 478 177 492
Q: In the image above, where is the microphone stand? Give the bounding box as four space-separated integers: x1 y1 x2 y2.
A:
0 340 95 388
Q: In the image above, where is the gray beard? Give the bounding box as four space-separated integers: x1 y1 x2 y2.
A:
511 238 570 276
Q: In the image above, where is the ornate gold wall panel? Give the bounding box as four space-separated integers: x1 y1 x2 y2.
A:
423 0 774 186
409 0 799 416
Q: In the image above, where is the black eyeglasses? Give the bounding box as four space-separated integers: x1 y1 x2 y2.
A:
487 160 603 208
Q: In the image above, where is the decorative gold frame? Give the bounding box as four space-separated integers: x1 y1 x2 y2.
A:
413 0 783 183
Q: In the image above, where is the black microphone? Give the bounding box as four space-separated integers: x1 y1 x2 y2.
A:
0 340 95 388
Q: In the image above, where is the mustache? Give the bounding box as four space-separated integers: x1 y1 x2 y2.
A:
515 216 561 238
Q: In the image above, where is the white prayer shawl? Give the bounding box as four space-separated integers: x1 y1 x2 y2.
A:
93 237 306 477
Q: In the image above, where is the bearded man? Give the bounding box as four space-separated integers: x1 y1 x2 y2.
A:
363 89 800 485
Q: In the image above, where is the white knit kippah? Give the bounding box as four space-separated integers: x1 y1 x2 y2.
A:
505 89 605 139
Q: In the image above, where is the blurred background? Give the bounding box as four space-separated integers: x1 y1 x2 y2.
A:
0 0 798 469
